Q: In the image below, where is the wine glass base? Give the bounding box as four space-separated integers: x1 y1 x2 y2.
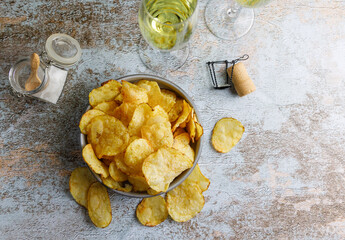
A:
205 0 254 41
138 39 189 73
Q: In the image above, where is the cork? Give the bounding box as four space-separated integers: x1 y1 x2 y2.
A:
227 62 256 97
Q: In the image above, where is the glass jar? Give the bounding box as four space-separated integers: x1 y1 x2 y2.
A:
9 33 82 104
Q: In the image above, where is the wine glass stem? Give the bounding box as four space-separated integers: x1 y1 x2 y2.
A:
226 3 242 18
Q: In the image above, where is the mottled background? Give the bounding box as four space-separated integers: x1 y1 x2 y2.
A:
1 0 345 239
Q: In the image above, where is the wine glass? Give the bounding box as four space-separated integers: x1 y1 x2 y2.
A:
138 0 198 73
205 0 271 40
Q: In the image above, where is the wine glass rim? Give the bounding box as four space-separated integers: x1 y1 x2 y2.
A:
142 0 198 27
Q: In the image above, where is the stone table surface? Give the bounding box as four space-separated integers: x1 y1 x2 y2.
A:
1 0 345 239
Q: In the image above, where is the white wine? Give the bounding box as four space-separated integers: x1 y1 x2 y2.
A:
139 0 198 50
236 0 270 8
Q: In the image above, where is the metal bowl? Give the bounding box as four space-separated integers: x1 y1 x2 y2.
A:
80 74 204 198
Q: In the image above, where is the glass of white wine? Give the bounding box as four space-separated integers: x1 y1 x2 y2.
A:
138 0 198 73
205 0 271 40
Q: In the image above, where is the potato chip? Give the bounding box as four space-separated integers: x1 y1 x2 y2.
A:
121 81 148 105
168 98 183 123
141 121 173 150
101 176 133 192
128 175 150 192
186 114 196 143
89 80 122 107
93 101 118 115
128 103 152 137
211 118 245 153
79 109 105 134
124 139 154 174
185 164 210 192
172 100 192 132
172 133 194 162
87 182 112 228
173 127 186 138
113 153 133 176
161 89 176 102
114 92 123 104
88 115 129 158
136 80 174 112
142 147 193 192
136 196 168 227
113 102 138 127
195 122 204 141
69 167 97 208
145 105 169 126
166 182 204 222
109 161 128 182
82 144 109 178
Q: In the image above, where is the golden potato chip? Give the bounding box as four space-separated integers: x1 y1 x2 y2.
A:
145 105 169 125
168 99 184 123
128 103 152 137
136 196 168 227
82 144 109 178
147 188 161 196
121 81 148 105
89 80 121 107
158 89 176 113
87 182 112 228
161 89 176 102
93 101 118 115
172 100 192 132
142 147 193 192
185 164 210 192
87 115 129 158
211 118 245 153
173 127 186 138
113 102 138 127
101 176 133 192
166 182 204 222
128 175 150 192
79 109 105 134
195 122 204 141
186 114 196 143
114 92 123 104
113 153 133 176
141 121 173 150
124 139 154 174
109 161 128 182
136 80 174 112
172 133 195 162
69 167 97 208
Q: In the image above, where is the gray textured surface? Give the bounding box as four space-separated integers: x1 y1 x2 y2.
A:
1 0 345 239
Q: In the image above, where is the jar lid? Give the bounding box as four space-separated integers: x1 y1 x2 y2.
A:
45 33 82 68
9 58 47 95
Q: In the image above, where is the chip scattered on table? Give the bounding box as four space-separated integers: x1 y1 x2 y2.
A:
136 196 168 227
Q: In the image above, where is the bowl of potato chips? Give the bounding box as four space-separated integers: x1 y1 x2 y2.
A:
79 74 204 198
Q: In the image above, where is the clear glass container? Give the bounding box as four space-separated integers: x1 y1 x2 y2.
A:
9 33 82 103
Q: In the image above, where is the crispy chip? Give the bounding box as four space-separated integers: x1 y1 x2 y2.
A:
136 196 168 227
113 153 133 176
142 147 193 192
114 92 123 104
141 121 173 150
195 122 204 141
185 164 210 192
172 133 195 162
101 176 133 192
69 167 97 208
89 80 121 107
173 127 187 138
168 98 183 123
88 115 129 158
172 100 192 132
82 144 109 178
128 175 150 192
128 103 152 137
93 101 118 115
113 102 138 127
211 118 245 153
79 109 105 134
121 81 148 105
166 182 204 222
109 161 128 182
124 139 154 174
186 113 196 143
87 182 112 228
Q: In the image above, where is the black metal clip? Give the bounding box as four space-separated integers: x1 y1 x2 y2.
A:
207 54 249 89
